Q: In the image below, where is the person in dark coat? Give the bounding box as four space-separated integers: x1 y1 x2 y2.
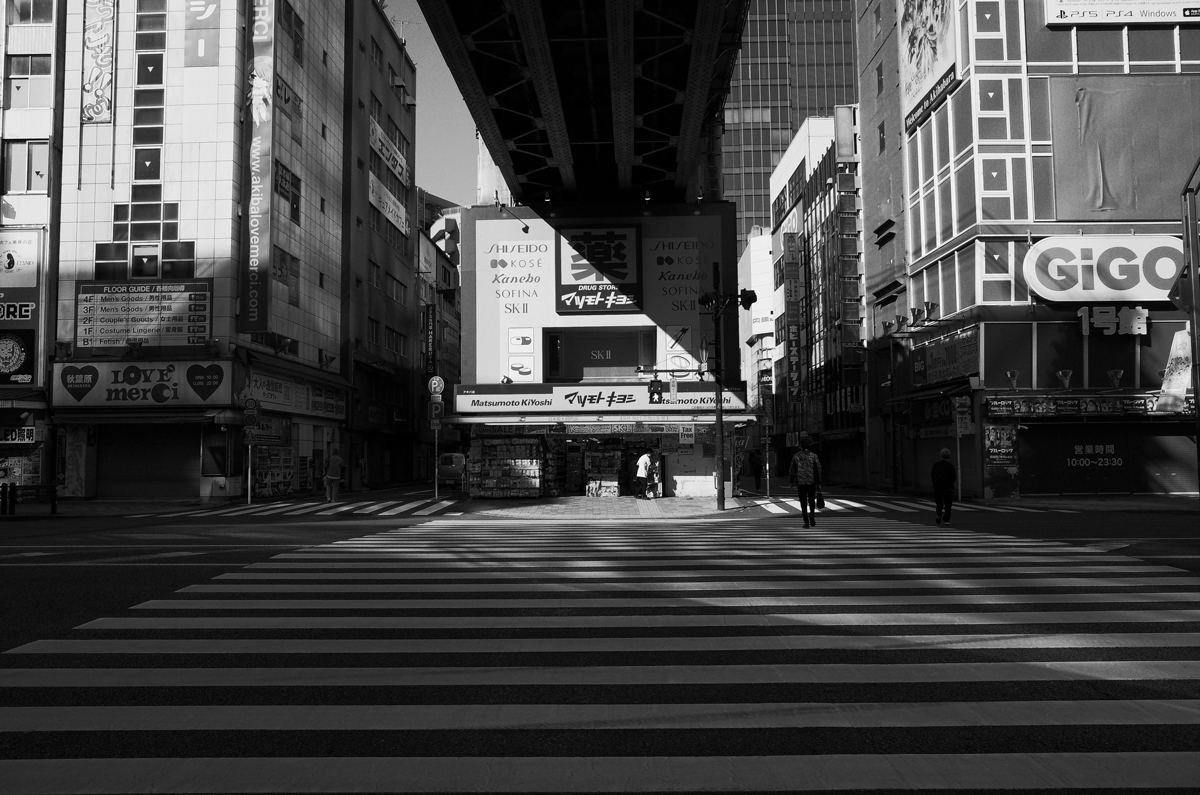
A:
788 443 822 528
931 448 957 525
746 449 763 491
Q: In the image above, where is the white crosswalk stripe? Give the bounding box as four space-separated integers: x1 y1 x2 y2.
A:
124 497 468 521
2 516 1196 793
746 496 1074 518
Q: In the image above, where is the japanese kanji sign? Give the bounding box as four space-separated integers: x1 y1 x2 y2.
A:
556 227 642 314
1077 306 1149 335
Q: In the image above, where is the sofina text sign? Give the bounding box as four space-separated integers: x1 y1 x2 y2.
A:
1021 236 1184 303
53 361 231 407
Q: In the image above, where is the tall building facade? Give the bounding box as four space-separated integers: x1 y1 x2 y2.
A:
0 0 65 494
857 1 1198 497
42 0 423 501
722 0 857 256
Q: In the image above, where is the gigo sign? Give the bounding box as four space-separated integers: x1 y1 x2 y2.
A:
1022 236 1183 303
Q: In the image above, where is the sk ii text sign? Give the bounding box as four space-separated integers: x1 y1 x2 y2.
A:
1022 236 1183 303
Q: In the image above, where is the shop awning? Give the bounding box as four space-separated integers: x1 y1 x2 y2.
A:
447 414 760 425
53 409 242 425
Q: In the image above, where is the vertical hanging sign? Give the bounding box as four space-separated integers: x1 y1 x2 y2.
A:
240 0 275 332
424 305 437 376
80 0 116 124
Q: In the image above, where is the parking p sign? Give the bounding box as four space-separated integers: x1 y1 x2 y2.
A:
428 376 445 395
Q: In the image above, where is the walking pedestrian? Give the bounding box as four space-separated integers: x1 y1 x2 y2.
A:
931 448 957 525
324 447 345 503
788 443 822 528
746 449 763 492
633 448 651 499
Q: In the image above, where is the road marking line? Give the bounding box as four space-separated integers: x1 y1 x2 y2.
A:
248 503 319 516
356 502 401 514
282 503 341 516
316 502 379 516
413 499 459 516
378 500 432 516
861 500 916 512
827 499 883 512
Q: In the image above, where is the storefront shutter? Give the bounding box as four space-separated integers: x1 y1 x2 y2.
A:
95 425 200 501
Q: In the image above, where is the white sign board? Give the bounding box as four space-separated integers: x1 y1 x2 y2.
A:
455 383 746 414
1045 0 1199 24
898 0 959 130
1021 236 1184 303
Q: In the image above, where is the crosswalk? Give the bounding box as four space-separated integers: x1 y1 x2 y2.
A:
748 494 1077 517
126 495 468 521
2 517 1197 792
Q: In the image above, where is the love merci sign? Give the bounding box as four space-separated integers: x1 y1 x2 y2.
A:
52 361 231 408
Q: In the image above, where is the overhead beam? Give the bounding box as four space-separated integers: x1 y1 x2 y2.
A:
508 0 576 192
606 0 636 191
417 0 525 201
672 0 725 196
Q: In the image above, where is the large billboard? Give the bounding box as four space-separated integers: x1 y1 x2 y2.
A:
238 0 275 333
463 205 736 392
75 281 213 349
1045 0 1200 24
0 230 42 387
1050 75 1200 221
1021 236 1184 303
53 361 231 408
898 0 958 131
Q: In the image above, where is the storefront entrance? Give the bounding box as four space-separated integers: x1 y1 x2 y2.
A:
96 424 200 500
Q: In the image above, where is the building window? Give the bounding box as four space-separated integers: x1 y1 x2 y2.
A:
279 0 304 63
4 55 52 108
135 52 163 86
319 196 325 213
387 273 407 304
2 140 49 193
274 160 302 224
385 326 399 354
370 260 381 288
133 147 162 181
11 0 53 23
878 122 886 155
370 92 383 122
371 38 383 68
130 244 159 278
876 63 884 95
94 243 128 281
367 317 380 346
874 4 882 37
321 123 327 139
389 66 399 97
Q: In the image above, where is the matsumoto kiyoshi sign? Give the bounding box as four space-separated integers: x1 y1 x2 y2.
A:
455 383 747 413
1022 236 1184 303
53 361 231 407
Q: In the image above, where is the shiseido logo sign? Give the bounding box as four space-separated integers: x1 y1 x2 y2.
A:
1022 236 1183 303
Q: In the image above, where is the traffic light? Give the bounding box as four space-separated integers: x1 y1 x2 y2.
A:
739 288 758 309
648 378 664 404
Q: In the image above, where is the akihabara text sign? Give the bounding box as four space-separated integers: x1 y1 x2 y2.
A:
898 0 959 131
1022 236 1184 303
556 227 642 313
53 361 231 407
455 383 747 413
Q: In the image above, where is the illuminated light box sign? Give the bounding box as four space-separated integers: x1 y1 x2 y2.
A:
556 227 642 314
1045 0 1199 24
75 281 212 348
1021 236 1183 303
455 383 747 414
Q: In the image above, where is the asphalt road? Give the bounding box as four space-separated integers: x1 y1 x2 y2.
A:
0 508 1197 792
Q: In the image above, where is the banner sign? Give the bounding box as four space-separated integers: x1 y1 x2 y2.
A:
912 327 979 386
81 0 116 124
246 414 292 447
370 118 408 187
898 0 959 131
424 304 437 376
1157 329 1192 412
53 361 231 407
556 227 642 314
368 172 409 236
0 229 41 387
455 383 747 414
183 0 221 67
75 281 212 349
249 371 346 419
239 1 275 332
984 425 1017 467
1045 0 1200 24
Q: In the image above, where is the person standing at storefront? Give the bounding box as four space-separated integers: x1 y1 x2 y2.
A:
788 442 822 528
931 448 957 525
746 449 763 492
324 447 345 503
634 448 652 499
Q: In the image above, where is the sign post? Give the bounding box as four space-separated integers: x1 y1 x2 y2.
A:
429 376 445 501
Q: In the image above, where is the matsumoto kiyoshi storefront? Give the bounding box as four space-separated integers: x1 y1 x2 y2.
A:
451 202 749 499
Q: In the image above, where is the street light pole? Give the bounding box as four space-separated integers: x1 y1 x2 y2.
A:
712 261 725 512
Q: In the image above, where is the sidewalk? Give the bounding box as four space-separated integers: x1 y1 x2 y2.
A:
740 475 1199 515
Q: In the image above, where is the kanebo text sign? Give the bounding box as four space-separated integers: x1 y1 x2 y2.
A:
1021 236 1183 303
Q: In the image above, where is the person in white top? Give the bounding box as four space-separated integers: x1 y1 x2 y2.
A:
634 449 652 499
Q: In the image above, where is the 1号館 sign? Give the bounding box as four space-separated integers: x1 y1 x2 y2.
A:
52 361 231 407
1022 236 1183 303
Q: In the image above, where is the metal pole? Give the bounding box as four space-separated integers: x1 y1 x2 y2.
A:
434 424 439 501
1183 180 1200 473
247 444 252 505
765 433 771 498
712 261 725 511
